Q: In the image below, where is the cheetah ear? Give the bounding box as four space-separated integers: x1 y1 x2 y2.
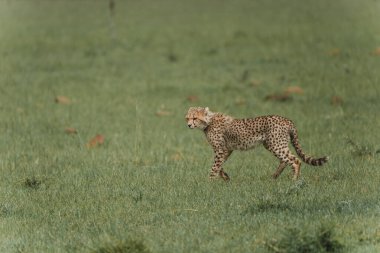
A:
204 107 214 124
204 107 212 116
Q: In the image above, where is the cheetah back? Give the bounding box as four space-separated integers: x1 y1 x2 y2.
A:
224 116 294 151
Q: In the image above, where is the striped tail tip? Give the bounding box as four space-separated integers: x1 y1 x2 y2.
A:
311 156 329 166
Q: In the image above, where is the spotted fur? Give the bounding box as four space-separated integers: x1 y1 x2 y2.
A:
185 107 328 181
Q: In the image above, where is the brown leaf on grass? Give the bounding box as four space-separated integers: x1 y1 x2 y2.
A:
331 96 343 106
235 98 246 106
156 110 172 117
55 96 71 105
327 48 341 56
170 152 183 161
249 80 262 88
265 93 291 102
371 47 380 56
187 95 199 102
65 127 78 134
86 134 105 148
285 86 304 95
265 86 303 102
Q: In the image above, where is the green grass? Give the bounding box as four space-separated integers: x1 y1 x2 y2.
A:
1 0 380 252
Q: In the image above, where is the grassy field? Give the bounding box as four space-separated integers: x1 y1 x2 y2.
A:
1 0 380 252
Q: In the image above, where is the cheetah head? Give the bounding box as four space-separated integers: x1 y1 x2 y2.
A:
185 107 214 130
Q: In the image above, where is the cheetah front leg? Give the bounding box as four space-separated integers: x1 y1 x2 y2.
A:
209 150 232 181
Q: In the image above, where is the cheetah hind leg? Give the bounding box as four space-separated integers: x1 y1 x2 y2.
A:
272 161 287 179
291 159 301 180
220 170 230 181
264 139 301 180
272 159 301 180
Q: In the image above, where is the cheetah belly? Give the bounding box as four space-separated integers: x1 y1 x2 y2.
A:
235 139 264 151
226 133 265 151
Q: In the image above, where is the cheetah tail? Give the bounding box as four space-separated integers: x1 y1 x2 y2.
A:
289 128 328 166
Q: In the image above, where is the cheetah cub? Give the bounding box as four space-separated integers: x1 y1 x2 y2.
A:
185 107 328 181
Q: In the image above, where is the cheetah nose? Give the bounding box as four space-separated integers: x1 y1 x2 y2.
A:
188 124 192 128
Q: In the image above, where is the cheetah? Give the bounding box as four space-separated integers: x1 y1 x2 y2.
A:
185 107 328 181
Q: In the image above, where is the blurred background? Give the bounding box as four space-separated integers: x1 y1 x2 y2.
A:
1 1 380 251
